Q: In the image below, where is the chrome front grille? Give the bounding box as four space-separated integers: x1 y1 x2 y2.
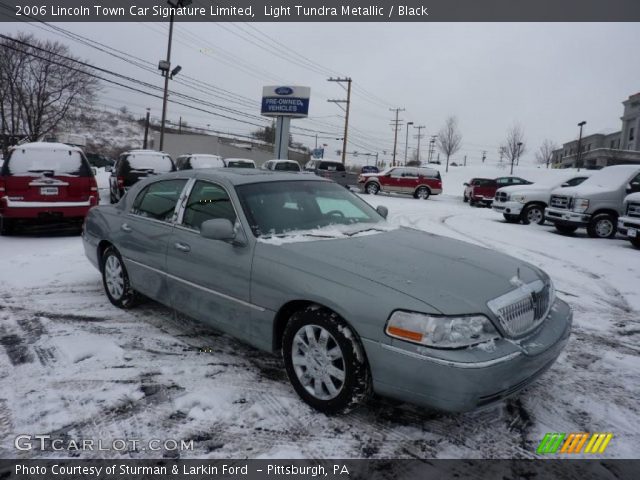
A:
550 195 571 209
487 281 551 338
495 191 508 203
627 203 640 219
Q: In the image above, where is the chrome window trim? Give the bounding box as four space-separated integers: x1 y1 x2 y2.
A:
125 257 266 312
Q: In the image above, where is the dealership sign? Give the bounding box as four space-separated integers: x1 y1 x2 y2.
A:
261 85 310 118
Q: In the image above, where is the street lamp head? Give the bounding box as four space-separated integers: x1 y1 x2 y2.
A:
578 121 587 127
170 65 182 78
407 121 414 126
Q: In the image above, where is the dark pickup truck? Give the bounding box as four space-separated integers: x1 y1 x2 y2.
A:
304 159 359 188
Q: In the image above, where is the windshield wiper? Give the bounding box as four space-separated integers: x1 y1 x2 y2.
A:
344 227 386 236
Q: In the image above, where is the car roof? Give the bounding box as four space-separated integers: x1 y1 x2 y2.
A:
266 159 298 163
158 168 328 186
10 142 83 153
123 149 170 156
600 164 640 173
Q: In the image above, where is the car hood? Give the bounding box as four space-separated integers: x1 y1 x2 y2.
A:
259 227 543 315
550 184 613 197
497 183 550 195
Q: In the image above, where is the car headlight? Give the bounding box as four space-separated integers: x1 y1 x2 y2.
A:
573 198 589 213
385 311 500 349
511 194 527 204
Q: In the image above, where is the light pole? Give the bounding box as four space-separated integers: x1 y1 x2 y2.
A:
403 121 413 165
414 125 425 165
158 0 191 152
576 120 587 172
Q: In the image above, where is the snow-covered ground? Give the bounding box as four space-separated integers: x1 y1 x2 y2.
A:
0 164 638 459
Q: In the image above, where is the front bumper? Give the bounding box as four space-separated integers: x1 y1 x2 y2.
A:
492 201 524 216
362 298 572 412
617 216 640 238
471 195 494 205
545 207 591 227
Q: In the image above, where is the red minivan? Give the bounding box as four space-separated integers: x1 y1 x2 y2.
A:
359 166 442 199
0 142 98 234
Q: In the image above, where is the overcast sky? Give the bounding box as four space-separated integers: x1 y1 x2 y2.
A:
4 21 640 165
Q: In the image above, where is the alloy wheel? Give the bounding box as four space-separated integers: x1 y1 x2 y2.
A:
104 255 125 300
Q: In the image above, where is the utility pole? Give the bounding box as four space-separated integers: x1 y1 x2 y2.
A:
389 107 405 166
179 116 182 134
404 121 414 165
576 120 586 172
464 155 467 166
327 77 352 164
143 108 151 149
427 135 436 163
482 151 486 163
414 125 426 165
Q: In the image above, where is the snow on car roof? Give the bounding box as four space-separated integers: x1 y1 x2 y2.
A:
10 142 83 152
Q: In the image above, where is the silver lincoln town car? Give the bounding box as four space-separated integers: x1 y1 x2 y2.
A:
83 169 572 414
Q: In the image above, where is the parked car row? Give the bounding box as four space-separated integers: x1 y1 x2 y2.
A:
463 176 532 206
479 165 640 248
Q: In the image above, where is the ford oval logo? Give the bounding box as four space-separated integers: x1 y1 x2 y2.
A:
275 87 293 95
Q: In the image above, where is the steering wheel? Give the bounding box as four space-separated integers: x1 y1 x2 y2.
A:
324 210 345 218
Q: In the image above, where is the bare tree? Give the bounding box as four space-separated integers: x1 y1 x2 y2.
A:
535 139 558 169
0 33 98 154
499 124 526 174
437 116 462 173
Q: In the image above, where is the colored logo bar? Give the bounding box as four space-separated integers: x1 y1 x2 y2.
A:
537 433 613 454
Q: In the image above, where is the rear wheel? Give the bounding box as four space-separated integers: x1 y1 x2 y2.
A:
587 214 616 239
101 246 138 308
414 186 430 200
555 224 578 235
0 217 13 236
365 182 379 195
463 194 468 203
282 307 371 414
522 204 546 225
503 214 520 223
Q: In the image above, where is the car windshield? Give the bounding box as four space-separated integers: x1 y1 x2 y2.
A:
127 153 174 172
227 160 254 168
579 168 638 188
236 180 387 238
5 146 88 176
274 162 300 171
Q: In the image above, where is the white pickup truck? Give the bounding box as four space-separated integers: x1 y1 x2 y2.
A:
492 175 590 225
617 192 640 249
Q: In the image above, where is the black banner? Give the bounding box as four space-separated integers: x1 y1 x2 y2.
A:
0 460 639 480
1 0 640 22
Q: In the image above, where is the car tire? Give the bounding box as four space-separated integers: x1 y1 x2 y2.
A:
101 246 138 309
463 194 468 203
521 204 546 225
0 217 13 236
587 214 617 239
630 236 640 249
282 307 371 414
365 182 379 195
503 214 520 223
469 198 476 206
414 186 430 200
555 224 578 235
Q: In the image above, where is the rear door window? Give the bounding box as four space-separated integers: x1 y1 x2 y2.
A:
275 162 300 171
131 179 187 222
3 146 91 177
124 153 175 174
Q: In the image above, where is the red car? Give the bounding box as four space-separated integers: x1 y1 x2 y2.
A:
463 176 531 206
359 166 442 200
0 142 98 234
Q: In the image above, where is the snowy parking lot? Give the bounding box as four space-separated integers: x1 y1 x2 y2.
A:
0 166 639 459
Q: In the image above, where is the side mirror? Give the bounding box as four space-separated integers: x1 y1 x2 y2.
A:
628 181 640 193
376 205 389 219
561 182 570 188
463 182 469 186
200 218 235 241
105 165 113 173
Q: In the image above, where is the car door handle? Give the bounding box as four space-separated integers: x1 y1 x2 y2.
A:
121 223 132 233
174 242 191 253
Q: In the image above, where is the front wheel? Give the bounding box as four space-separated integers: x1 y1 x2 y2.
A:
463 194 468 203
555 224 578 235
587 214 616 239
522 204 546 225
630 236 640 249
365 182 379 195
414 186 430 200
0 217 13 236
101 246 138 308
282 307 371 414
503 214 520 223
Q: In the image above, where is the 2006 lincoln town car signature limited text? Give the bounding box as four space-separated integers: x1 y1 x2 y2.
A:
82 169 572 413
